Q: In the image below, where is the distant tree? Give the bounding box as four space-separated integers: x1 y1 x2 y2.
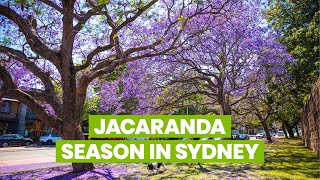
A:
242 83 276 142
265 0 318 33
265 0 319 137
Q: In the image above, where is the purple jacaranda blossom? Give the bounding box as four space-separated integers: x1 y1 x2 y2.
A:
98 0 294 115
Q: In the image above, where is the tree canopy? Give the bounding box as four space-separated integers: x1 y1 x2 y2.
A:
0 0 244 171
99 0 294 116
265 0 319 136
0 0 305 171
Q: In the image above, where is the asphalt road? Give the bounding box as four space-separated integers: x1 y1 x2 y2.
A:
0 138 266 165
0 145 57 167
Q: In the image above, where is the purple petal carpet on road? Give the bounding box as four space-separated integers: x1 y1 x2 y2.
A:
0 163 137 179
0 162 65 174
0 163 252 179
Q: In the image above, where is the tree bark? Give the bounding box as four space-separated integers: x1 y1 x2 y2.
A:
283 120 294 138
295 125 300 137
221 102 232 138
61 120 95 172
281 120 288 138
261 120 272 142
69 123 94 172
72 163 95 172
255 110 272 142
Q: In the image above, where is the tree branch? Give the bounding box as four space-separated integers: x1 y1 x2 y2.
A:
0 66 63 133
115 0 158 32
0 46 62 112
75 0 158 72
73 3 105 32
74 44 114 72
0 5 61 68
39 0 82 20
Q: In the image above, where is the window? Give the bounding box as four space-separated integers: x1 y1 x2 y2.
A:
1 135 12 139
0 135 8 139
16 135 24 139
1 101 10 113
42 133 50 137
51 133 60 137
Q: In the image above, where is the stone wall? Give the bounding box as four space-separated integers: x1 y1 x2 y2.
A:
301 77 320 158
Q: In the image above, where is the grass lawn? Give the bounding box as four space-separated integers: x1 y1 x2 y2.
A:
120 138 319 180
246 138 320 179
1 138 319 179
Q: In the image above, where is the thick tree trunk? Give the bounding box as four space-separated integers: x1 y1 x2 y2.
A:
60 67 93 172
281 121 288 138
61 121 95 172
222 104 231 115
283 120 294 138
59 98 94 172
72 163 95 173
57 38 95 172
221 102 232 139
261 120 272 142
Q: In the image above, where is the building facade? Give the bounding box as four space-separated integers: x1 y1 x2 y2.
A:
0 97 51 140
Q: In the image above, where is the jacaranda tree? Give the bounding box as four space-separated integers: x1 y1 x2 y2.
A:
0 0 236 171
100 0 294 119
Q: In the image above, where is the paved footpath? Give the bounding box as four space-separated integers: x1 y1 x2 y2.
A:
0 145 70 173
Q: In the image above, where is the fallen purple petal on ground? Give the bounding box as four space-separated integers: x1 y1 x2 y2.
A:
0 163 139 180
0 162 69 174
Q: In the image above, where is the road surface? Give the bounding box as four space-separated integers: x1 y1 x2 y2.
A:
0 145 71 173
0 145 56 166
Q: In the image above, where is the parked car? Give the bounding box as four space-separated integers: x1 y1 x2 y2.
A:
0 134 33 147
256 132 265 139
232 130 241 140
239 134 250 140
277 131 285 137
39 133 62 145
